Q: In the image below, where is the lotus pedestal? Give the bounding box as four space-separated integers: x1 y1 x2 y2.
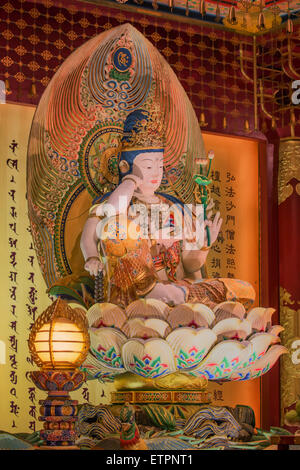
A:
111 389 211 405
79 299 287 447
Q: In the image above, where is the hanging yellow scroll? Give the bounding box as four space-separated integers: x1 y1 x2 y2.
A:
0 103 113 434
203 132 260 426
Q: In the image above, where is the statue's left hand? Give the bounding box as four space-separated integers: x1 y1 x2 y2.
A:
84 257 104 277
205 211 223 246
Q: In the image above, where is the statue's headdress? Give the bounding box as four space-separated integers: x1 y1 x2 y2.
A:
119 107 166 176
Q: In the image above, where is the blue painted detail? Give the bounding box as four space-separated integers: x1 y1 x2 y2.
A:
113 48 132 72
204 369 215 380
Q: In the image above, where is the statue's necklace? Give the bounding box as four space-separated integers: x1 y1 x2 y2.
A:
133 191 161 204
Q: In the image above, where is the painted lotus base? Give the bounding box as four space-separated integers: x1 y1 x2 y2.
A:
30 369 86 393
111 389 212 404
81 300 288 384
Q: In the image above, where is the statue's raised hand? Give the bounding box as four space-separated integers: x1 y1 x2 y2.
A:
205 211 223 246
122 173 143 191
84 256 104 277
206 198 215 219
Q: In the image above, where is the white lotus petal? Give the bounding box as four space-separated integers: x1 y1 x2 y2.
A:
81 351 124 380
166 328 217 369
126 299 169 320
212 318 252 340
122 319 152 339
230 345 288 380
229 332 280 377
122 338 176 378
122 318 170 339
89 327 126 369
248 332 280 359
213 301 246 321
87 302 126 329
144 319 171 337
246 307 275 331
167 303 215 329
267 325 284 338
189 340 250 380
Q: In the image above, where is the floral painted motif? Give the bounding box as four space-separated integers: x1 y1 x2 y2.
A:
176 347 206 369
92 345 124 369
129 354 169 378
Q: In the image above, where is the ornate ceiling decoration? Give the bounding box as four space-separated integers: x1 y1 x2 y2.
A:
79 0 300 33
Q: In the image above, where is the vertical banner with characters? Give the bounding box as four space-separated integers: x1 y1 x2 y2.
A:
202 132 261 426
0 103 113 434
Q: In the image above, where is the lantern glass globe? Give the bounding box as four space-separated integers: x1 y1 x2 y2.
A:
32 318 88 369
29 298 90 370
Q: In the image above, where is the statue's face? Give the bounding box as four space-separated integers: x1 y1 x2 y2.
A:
132 151 164 193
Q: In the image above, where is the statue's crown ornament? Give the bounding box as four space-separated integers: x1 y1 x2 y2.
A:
121 106 166 152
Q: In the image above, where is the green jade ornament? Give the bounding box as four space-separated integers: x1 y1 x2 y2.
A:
193 150 214 247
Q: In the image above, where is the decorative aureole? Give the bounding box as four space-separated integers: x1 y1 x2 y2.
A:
27 23 206 294
28 298 90 370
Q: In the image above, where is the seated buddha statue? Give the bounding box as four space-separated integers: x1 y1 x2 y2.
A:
80 109 255 310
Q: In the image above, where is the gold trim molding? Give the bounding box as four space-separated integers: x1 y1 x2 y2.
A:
111 389 212 404
280 287 300 423
278 139 300 205
114 371 208 391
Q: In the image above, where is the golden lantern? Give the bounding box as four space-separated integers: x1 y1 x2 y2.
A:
29 298 89 370
28 298 90 448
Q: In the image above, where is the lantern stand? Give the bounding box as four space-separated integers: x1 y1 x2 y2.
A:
28 298 90 449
